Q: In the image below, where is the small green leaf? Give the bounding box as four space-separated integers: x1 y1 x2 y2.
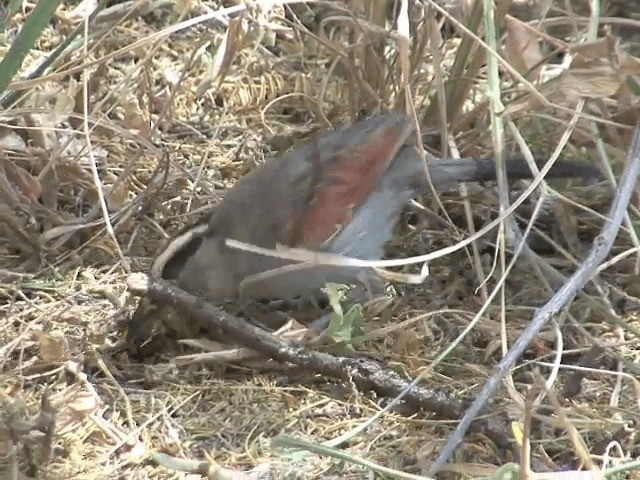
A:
324 283 347 318
319 283 364 350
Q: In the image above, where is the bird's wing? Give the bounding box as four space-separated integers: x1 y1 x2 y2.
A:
285 112 416 249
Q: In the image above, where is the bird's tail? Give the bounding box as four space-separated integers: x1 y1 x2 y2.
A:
427 157 599 193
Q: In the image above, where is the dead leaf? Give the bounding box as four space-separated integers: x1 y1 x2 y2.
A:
56 160 96 192
1 157 42 202
53 384 101 429
571 32 619 67
504 15 544 79
504 29 640 117
391 329 421 353
618 52 640 75
505 65 627 116
416 439 441 471
90 236 118 257
23 113 58 151
122 95 149 135
364 293 393 316
484 338 502 362
558 67 625 98
107 178 130 211
0 127 27 151
37 330 71 363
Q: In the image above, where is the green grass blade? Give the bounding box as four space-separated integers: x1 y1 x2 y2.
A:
0 0 63 97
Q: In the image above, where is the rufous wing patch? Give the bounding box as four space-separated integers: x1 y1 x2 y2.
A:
290 121 413 249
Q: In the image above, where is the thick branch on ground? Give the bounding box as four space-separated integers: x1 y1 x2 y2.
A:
127 272 513 451
429 122 640 475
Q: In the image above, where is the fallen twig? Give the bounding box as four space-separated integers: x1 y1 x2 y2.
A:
126 273 514 454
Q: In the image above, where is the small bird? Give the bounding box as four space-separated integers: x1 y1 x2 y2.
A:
127 112 597 348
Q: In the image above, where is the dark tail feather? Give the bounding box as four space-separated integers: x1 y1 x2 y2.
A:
427 157 599 193
476 157 599 182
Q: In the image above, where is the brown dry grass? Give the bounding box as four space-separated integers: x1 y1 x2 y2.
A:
1 1 640 478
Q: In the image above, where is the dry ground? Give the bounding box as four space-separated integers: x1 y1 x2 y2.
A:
1 1 640 478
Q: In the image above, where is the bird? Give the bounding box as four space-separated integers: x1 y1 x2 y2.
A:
126 112 597 349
